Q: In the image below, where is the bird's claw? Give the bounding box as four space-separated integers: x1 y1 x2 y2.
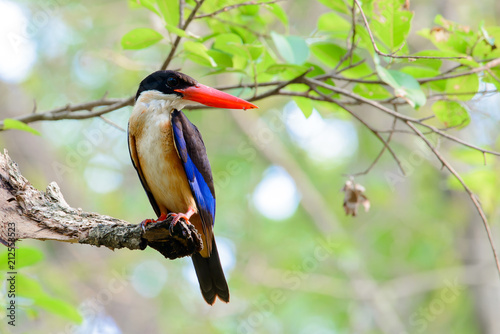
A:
168 212 192 235
139 213 168 232
139 219 153 232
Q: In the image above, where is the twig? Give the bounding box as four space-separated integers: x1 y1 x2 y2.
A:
351 115 398 177
336 59 366 75
309 85 405 175
160 0 206 71
179 0 185 28
428 90 499 99
194 0 280 19
348 0 357 65
353 0 465 60
332 2 358 72
244 67 314 102
486 68 500 84
208 17 269 38
404 123 500 278
419 58 500 83
0 97 134 130
99 115 126 132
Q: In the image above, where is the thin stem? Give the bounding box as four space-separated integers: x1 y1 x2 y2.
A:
405 121 500 278
194 0 281 19
161 0 206 71
353 0 465 60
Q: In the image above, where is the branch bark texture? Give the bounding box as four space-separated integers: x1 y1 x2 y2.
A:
0 150 201 259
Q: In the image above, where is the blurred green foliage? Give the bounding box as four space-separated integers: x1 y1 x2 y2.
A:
1 0 500 333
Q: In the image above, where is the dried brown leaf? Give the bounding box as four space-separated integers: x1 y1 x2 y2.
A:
342 179 370 217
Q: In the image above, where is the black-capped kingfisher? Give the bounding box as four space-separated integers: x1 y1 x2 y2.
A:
128 71 257 304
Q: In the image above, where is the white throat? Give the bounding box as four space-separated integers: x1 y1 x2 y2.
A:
136 90 189 114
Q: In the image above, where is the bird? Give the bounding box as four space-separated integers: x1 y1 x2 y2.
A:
128 70 257 304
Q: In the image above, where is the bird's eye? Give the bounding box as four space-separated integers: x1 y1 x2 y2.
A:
167 76 179 87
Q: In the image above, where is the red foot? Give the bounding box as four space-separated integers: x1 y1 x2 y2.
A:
139 212 168 231
168 207 196 233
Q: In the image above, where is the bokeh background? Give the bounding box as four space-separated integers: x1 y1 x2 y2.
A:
1 0 500 333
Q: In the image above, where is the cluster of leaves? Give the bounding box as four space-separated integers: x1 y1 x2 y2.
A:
120 0 499 128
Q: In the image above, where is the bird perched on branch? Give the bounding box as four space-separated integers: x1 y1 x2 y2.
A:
128 70 257 304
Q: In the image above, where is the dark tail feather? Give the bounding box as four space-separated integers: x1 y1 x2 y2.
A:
191 238 230 305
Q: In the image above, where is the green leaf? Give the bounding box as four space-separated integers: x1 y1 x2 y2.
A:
432 100 470 128
165 23 188 38
132 0 160 15
409 50 446 70
473 26 500 59
310 42 345 68
286 83 310 93
417 16 476 55
286 36 309 65
294 97 314 118
239 4 259 16
377 66 426 108
184 41 216 67
451 147 487 165
247 44 265 60
400 66 440 79
0 247 44 270
483 68 500 91
3 119 41 136
17 274 83 323
447 170 498 212
303 62 326 77
256 50 277 75
266 3 288 28
213 33 247 58
266 64 309 80
17 274 44 298
370 0 413 52
445 73 479 101
35 296 83 323
317 0 349 14
207 49 233 68
418 28 468 54
318 12 351 34
157 0 179 27
353 83 392 100
311 42 371 78
271 32 309 65
121 28 163 49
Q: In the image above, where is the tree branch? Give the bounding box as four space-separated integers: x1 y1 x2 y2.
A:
0 97 134 130
0 150 202 260
404 123 500 277
304 78 500 157
418 58 500 83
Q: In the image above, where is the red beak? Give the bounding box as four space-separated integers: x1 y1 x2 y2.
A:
175 84 258 110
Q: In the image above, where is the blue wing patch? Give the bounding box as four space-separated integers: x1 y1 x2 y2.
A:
171 111 216 234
